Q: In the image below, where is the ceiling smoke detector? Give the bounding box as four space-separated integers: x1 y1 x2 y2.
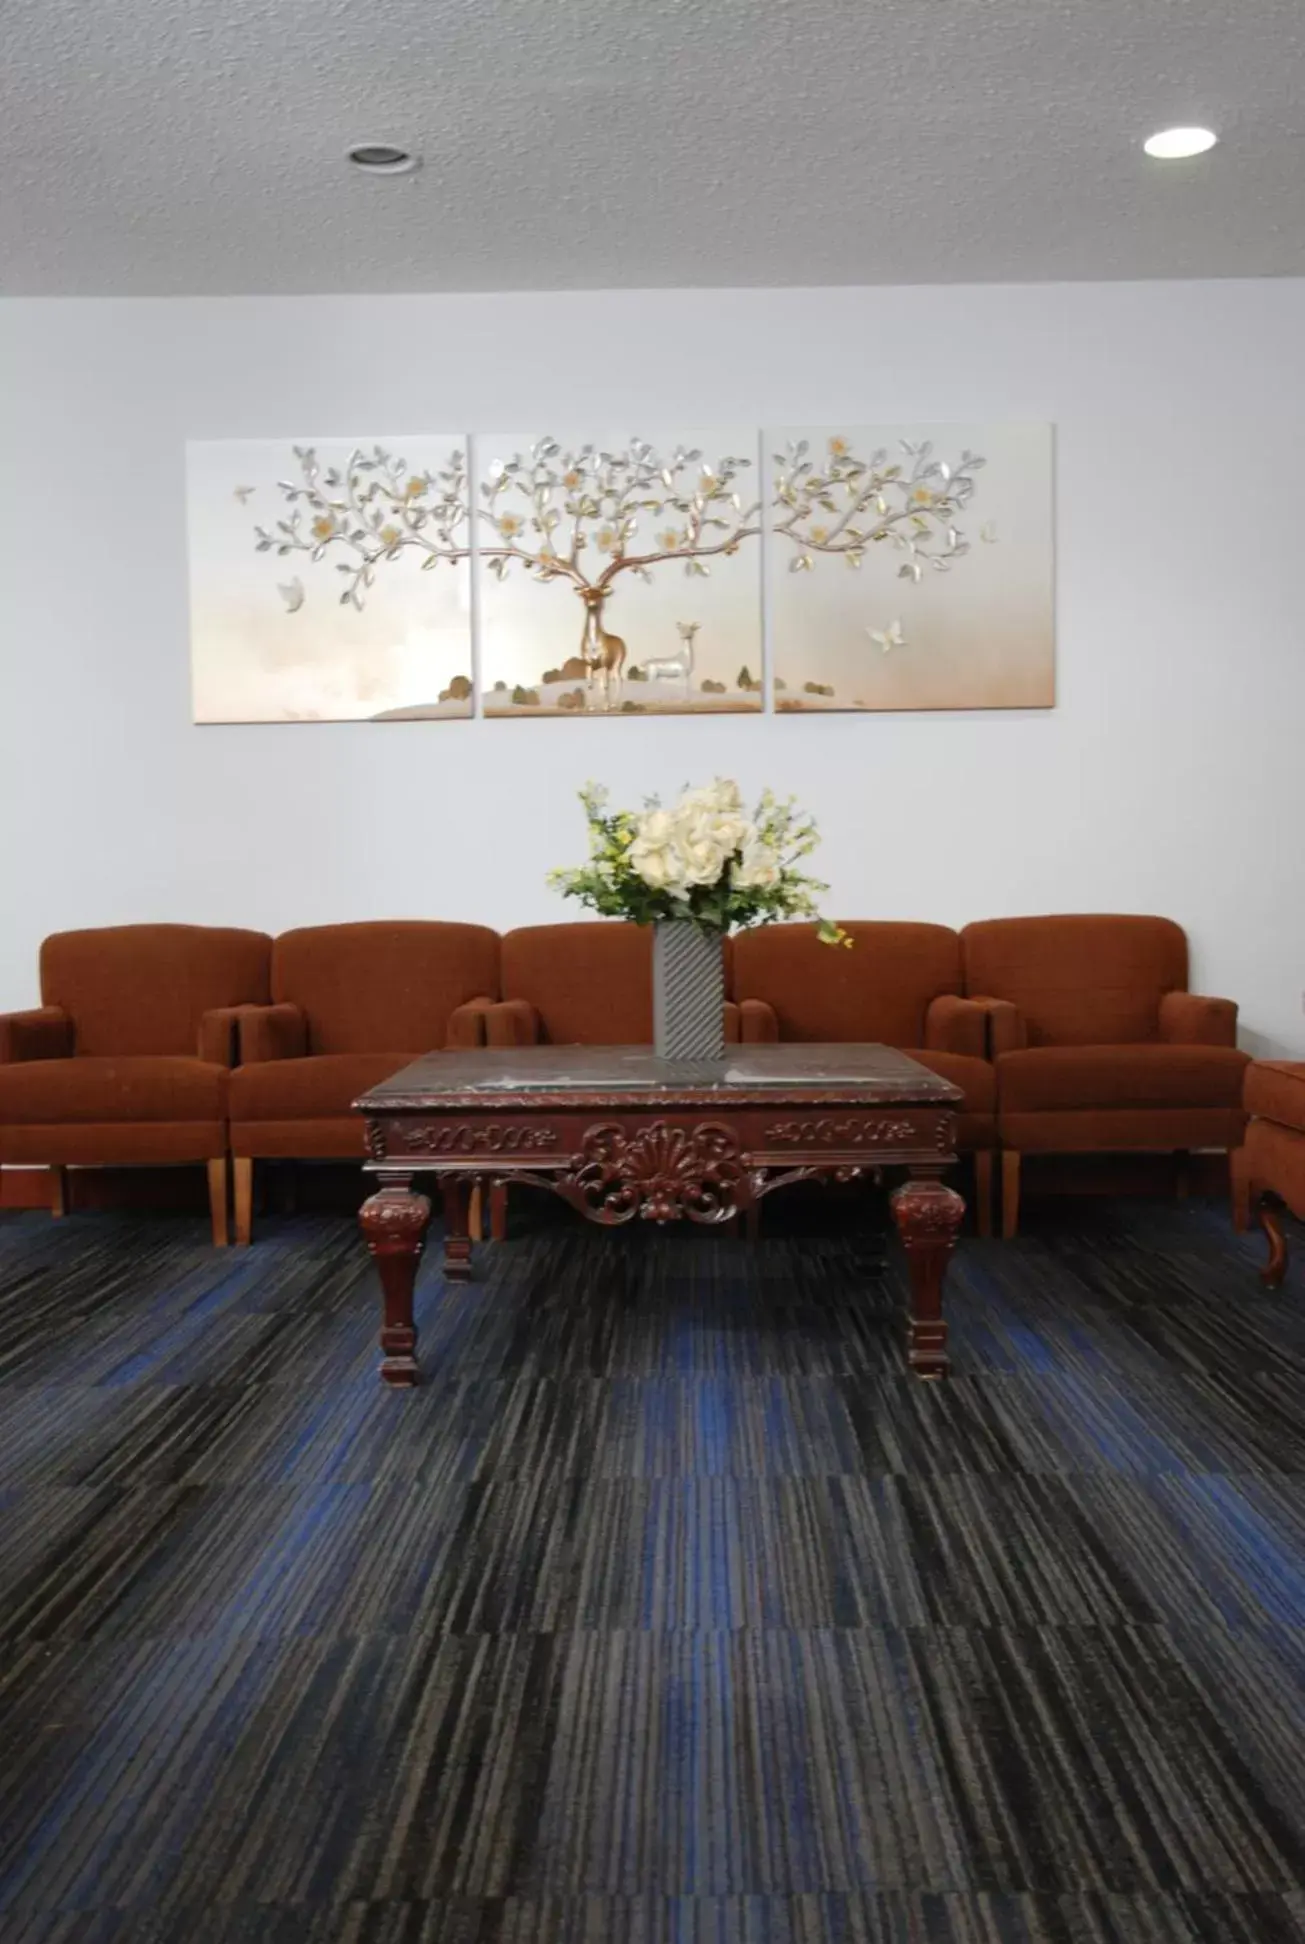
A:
347 142 421 176
1143 127 1218 160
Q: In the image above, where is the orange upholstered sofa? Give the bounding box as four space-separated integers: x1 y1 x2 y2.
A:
227 921 499 1243
729 921 997 1233
0 924 271 1244
1232 1061 1305 1286
962 916 1249 1236
484 922 741 1048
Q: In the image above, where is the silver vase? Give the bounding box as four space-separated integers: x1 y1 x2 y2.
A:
651 920 725 1060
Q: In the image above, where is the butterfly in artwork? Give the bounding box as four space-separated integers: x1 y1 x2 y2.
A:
233 485 257 505
866 618 906 654
278 577 305 613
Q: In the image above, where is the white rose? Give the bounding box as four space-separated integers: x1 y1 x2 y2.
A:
630 807 691 894
671 807 732 886
732 839 781 891
708 813 755 856
677 778 744 818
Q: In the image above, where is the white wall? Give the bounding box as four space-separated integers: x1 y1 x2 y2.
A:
2 282 1303 1054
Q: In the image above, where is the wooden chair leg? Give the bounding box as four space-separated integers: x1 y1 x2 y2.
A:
49 1165 68 1218
1001 1150 1021 1240
490 1182 509 1242
974 1151 993 1239
468 1182 484 1243
207 1157 230 1248
1259 1196 1289 1289
233 1157 254 1246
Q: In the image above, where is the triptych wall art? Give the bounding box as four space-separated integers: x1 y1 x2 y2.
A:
186 425 1054 723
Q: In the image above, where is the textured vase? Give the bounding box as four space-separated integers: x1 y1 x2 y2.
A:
652 921 725 1060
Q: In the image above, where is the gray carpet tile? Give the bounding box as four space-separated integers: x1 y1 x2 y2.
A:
0 1194 1302 1940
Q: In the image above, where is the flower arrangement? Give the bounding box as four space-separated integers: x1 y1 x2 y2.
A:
548 779 849 946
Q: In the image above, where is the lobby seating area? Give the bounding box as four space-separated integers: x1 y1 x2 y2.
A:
0 913 1255 1247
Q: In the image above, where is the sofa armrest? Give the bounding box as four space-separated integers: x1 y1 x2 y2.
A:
485 999 542 1048
447 996 495 1049
738 998 780 1044
0 1007 73 1063
967 996 1028 1056
237 1002 309 1063
1159 991 1239 1047
198 1004 266 1068
924 995 988 1060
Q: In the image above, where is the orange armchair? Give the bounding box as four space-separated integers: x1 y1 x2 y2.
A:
0 924 271 1244
729 921 996 1234
228 921 499 1243
962 916 1248 1236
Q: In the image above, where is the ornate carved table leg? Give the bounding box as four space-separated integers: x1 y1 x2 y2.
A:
1258 1195 1289 1290
441 1175 475 1283
890 1171 965 1379
359 1181 431 1387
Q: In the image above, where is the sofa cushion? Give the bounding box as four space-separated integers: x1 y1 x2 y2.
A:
41 925 271 1057
961 916 1188 1046
229 1053 413 1124
271 923 499 1056
501 923 662 1044
732 922 963 1047
0 1056 227 1124
998 1043 1249 1114
1244 1059 1305 1133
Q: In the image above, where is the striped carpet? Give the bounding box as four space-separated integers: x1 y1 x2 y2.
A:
0 1191 1302 1942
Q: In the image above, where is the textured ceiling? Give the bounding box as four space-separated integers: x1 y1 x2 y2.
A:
3 0 1303 296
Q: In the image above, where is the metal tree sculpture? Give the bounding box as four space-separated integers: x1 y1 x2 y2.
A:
772 436 986 582
254 437 759 707
252 432 989 708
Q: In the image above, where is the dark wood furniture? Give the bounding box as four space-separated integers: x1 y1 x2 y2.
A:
356 1044 965 1387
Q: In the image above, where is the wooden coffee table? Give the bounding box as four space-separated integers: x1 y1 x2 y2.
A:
356 1044 965 1387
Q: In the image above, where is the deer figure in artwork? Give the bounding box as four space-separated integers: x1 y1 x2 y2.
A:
578 587 627 708
641 621 699 700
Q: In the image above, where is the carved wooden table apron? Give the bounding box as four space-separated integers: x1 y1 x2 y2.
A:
356 1044 965 1387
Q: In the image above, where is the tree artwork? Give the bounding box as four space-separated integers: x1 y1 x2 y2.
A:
772 436 985 583
202 423 1050 721
767 423 1054 713
255 436 763 713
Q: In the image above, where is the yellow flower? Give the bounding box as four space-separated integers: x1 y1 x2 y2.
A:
498 513 523 539
379 524 402 550
404 476 426 498
596 525 617 553
311 514 335 541
828 436 849 457
658 529 680 551
910 485 935 506
810 525 829 544
563 469 582 489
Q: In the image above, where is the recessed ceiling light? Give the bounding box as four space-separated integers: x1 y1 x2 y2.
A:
347 142 421 176
1143 126 1218 160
